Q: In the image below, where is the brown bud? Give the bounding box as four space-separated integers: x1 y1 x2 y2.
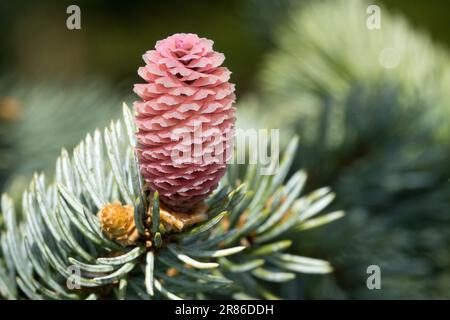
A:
98 202 140 246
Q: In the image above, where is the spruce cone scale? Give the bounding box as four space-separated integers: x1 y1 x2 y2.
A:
134 33 236 211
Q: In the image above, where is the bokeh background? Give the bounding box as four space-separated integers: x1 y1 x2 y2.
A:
1 0 449 299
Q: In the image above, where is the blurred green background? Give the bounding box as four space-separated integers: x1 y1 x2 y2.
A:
1 0 449 299
1 0 449 94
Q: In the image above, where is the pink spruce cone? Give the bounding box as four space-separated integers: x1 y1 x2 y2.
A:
134 33 236 212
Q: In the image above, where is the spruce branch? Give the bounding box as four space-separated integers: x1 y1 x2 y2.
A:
0 104 343 300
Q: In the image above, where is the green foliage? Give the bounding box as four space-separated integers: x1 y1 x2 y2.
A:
251 0 450 298
0 77 123 191
0 104 342 300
